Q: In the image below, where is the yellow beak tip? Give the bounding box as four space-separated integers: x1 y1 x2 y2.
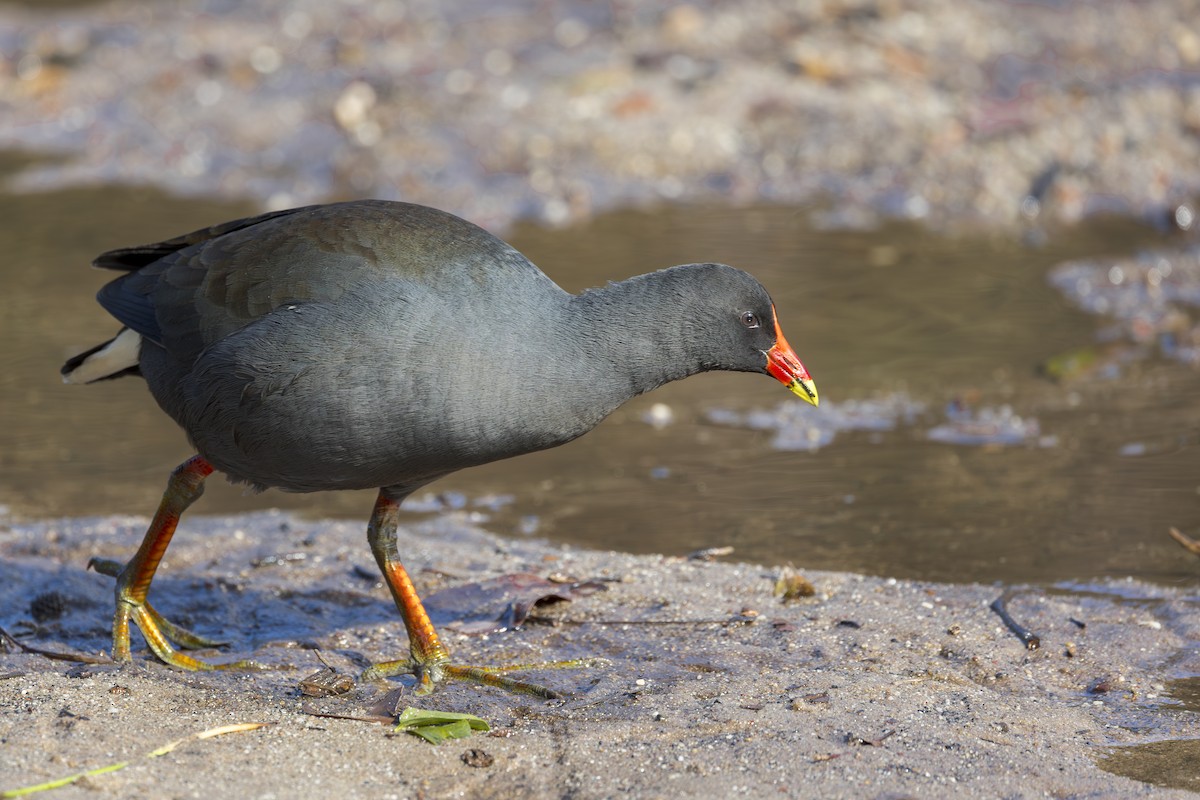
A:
789 379 819 407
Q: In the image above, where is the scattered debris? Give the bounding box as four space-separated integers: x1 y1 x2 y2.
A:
0 625 112 666
774 566 816 601
847 730 895 747
300 707 393 726
394 708 490 745
367 688 406 720
425 573 607 634
1169 527 1200 557
687 546 733 562
989 592 1041 650
298 652 354 697
461 748 495 768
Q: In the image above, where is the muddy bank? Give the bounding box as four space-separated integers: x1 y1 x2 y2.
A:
1 510 1198 797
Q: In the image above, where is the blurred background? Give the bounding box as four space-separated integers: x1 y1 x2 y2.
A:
2 0 1200 586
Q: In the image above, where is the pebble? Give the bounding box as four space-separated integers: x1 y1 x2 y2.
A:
0 0 1197 233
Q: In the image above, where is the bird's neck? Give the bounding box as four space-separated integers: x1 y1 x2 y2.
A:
568 268 708 401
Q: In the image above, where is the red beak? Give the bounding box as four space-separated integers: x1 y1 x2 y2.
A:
765 313 818 406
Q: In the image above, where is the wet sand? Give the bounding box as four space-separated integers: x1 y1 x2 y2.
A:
2 510 1198 797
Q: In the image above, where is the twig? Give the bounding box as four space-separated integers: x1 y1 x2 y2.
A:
299 705 393 725
1169 527 1200 556
687 546 734 561
847 730 895 747
990 592 1040 650
0 626 114 666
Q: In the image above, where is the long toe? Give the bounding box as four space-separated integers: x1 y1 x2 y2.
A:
361 655 608 699
123 601 264 671
93 558 260 670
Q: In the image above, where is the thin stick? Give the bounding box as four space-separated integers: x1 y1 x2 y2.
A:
1169 527 1200 556
0 626 114 666
990 592 1040 650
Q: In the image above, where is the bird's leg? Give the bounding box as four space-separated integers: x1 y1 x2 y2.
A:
89 455 255 670
361 488 452 692
361 489 592 698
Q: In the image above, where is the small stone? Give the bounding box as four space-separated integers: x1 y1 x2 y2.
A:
461 748 494 768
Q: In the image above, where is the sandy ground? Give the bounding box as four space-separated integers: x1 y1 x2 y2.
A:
1 509 1198 798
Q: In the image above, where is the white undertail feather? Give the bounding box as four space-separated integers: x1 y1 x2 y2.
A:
62 327 142 384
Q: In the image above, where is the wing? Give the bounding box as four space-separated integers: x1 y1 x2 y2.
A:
93 200 535 364
92 206 322 272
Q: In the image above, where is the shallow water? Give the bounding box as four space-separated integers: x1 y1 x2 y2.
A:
3 173 1199 586
1099 677 1200 795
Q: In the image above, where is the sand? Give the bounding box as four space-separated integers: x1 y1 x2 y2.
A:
2 509 1197 798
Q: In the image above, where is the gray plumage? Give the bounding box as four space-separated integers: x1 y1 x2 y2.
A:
66 200 786 496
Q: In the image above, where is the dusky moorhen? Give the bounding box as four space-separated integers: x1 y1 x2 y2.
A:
63 200 818 696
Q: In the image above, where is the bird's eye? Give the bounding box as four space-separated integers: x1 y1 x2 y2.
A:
740 311 761 329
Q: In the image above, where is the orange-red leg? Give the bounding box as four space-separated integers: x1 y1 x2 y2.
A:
95 470 596 688
362 489 452 692
90 455 255 670
361 488 598 698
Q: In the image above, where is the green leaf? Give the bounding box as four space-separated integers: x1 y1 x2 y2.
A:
394 707 489 745
408 719 473 744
